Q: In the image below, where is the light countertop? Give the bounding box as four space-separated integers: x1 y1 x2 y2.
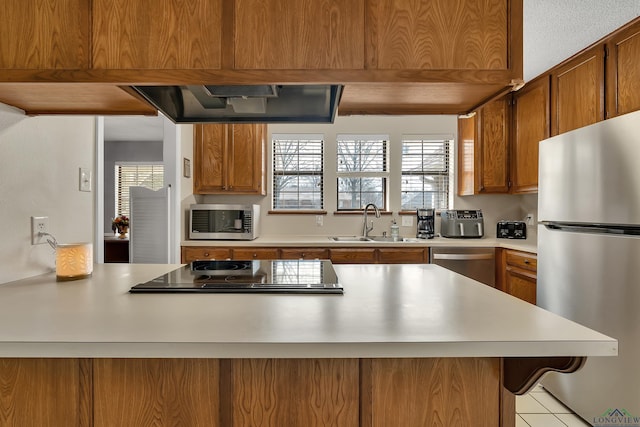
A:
0 263 614 358
182 235 538 253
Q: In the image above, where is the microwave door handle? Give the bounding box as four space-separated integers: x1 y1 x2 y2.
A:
477 223 483 236
458 223 465 236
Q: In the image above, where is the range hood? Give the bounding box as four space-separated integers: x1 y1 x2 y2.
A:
130 84 343 124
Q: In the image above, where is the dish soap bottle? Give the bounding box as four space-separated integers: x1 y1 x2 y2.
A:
390 218 400 240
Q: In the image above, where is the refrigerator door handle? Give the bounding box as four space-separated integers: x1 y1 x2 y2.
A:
542 221 640 236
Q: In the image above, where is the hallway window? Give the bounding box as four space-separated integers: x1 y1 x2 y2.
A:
115 163 164 217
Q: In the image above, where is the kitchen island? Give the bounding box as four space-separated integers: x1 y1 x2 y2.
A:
0 263 616 426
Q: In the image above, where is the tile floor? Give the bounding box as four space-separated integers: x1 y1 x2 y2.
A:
516 384 591 427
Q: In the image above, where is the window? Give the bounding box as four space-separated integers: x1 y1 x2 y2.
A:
115 164 164 217
336 135 388 210
401 136 451 210
272 134 324 210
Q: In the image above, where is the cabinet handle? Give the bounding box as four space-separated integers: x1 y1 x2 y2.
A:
524 259 530 264
253 253 257 258
204 252 210 257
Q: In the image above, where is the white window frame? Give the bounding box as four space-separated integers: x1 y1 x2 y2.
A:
271 134 324 211
336 134 389 211
400 135 453 211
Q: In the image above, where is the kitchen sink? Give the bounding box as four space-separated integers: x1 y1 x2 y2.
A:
329 236 371 242
329 236 413 243
367 236 403 242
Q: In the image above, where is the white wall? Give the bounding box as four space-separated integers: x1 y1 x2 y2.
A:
0 116 95 284
191 115 537 239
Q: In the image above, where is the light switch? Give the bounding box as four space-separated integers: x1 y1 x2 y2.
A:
79 168 91 192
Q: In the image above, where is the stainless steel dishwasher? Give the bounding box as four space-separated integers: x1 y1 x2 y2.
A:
429 247 495 287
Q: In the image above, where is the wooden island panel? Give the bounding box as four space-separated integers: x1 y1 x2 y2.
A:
231 359 359 427
93 359 220 427
0 358 88 427
366 358 501 427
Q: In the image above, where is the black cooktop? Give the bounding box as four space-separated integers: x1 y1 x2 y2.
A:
129 260 343 294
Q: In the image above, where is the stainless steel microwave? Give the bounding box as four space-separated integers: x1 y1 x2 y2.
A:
189 204 260 240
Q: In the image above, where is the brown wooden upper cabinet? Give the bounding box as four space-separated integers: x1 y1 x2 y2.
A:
511 75 550 193
0 0 90 69
92 0 223 69
233 0 365 70
366 0 509 70
606 19 640 118
551 45 605 135
478 96 511 193
193 124 266 195
457 113 477 196
457 98 511 195
458 82 549 196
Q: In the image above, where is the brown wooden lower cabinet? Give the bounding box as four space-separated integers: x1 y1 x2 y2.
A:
496 249 538 304
181 246 430 264
0 357 511 427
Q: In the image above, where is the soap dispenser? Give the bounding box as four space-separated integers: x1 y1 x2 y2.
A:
390 218 399 240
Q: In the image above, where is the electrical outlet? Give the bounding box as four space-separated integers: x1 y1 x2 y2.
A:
315 215 324 227
525 213 535 226
31 216 49 245
401 216 413 227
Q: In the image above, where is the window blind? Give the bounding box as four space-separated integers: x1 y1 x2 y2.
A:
401 137 451 210
115 164 164 217
272 135 324 210
336 135 388 210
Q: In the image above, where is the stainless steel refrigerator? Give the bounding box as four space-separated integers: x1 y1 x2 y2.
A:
538 109 640 425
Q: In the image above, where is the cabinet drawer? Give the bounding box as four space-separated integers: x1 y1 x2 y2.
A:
181 247 231 263
377 248 426 264
280 248 329 260
505 250 537 272
232 248 280 260
330 248 376 264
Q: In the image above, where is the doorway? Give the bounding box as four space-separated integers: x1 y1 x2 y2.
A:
95 114 181 264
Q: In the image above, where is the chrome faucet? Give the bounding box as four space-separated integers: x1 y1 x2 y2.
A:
362 203 381 238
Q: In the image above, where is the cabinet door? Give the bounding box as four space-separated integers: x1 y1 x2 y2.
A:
478 96 510 193
330 248 377 264
0 0 89 69
504 266 537 304
551 45 605 135
234 0 364 70
92 0 222 69
457 114 477 196
606 20 640 117
511 76 550 194
280 248 330 260
194 124 227 193
366 0 509 70
181 247 231 263
227 124 266 194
